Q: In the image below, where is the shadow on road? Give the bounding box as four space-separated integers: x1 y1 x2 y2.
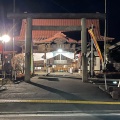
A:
28 81 84 101
38 77 59 81
39 75 82 80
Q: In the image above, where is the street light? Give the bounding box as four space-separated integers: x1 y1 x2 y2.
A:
0 34 10 57
0 34 10 78
1 34 10 43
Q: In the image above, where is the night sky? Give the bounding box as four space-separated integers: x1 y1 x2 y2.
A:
0 0 120 44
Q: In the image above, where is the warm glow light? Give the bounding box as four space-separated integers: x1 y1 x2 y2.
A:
57 49 63 52
1 34 10 42
0 37 2 41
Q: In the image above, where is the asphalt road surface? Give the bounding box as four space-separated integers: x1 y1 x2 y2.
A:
0 73 120 119
0 112 120 120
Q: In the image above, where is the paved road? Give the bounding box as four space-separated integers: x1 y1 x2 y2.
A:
0 73 120 119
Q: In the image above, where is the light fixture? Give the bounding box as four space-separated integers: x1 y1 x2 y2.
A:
113 81 118 85
1 34 10 43
57 49 63 52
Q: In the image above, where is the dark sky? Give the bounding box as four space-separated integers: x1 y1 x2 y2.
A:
0 0 120 44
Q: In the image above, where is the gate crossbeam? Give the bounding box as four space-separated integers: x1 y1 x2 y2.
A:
7 13 106 19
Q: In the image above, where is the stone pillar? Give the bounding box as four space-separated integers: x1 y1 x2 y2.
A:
25 18 32 82
81 18 88 82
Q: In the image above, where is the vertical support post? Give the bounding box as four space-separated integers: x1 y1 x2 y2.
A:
74 52 76 60
104 0 107 90
81 18 88 82
44 52 48 74
90 39 94 77
90 24 94 77
12 0 15 57
31 41 34 74
12 0 15 81
44 44 47 73
25 17 32 82
44 44 47 69
2 42 5 78
44 52 46 68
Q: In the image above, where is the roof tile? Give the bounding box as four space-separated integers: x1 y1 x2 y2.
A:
16 19 114 43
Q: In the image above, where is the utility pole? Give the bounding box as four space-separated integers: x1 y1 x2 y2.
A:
13 0 15 57
12 0 15 80
104 0 107 90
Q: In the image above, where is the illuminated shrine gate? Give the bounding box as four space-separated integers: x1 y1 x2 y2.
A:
7 13 106 82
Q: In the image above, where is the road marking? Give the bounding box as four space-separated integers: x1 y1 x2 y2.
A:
0 99 120 104
1 110 120 114
0 113 120 117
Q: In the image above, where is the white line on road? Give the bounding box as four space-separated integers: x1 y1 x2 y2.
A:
0 113 120 117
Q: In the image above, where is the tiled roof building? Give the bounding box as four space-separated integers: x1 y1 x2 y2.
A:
16 19 114 44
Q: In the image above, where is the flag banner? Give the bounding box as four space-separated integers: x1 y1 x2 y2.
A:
88 29 103 63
